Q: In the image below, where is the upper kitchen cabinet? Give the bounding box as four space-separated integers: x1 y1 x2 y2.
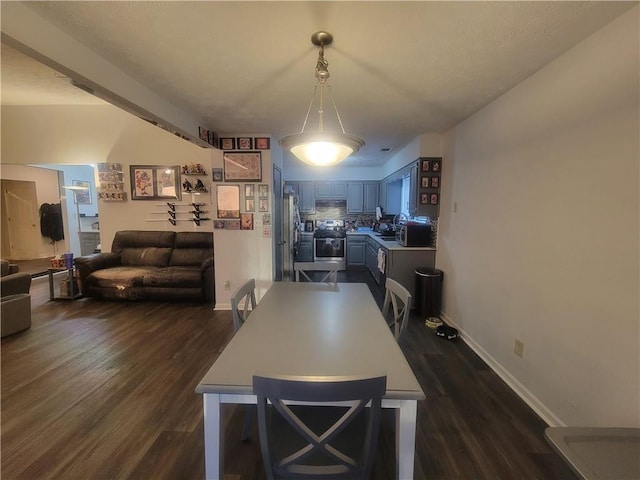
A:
298 182 316 214
315 182 347 199
347 182 380 213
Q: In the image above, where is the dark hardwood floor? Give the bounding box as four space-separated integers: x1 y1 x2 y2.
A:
1 272 577 479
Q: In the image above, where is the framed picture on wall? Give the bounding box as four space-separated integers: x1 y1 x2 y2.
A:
255 137 270 150
430 193 439 205
431 176 440 188
72 180 92 204
223 152 262 182
420 193 429 205
130 165 181 200
237 137 253 150
421 159 430 172
216 184 240 218
241 212 254 230
432 159 442 172
421 177 429 188
219 138 236 150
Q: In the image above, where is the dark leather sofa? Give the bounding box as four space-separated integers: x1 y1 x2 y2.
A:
75 230 214 303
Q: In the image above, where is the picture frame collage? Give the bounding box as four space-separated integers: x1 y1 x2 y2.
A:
214 182 269 231
419 157 442 206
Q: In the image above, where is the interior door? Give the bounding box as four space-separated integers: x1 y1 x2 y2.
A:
273 165 283 281
1 180 41 259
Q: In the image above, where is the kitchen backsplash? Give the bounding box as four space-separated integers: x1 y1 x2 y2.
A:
301 200 376 227
301 200 439 244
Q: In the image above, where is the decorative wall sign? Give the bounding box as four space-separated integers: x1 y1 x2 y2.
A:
130 165 181 200
212 168 223 182
223 152 262 182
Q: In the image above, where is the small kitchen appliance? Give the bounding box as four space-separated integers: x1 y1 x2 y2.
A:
396 224 432 247
304 220 315 232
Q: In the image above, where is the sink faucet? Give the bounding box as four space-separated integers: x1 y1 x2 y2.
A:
392 213 408 230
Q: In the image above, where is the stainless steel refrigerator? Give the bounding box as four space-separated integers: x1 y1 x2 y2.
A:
282 191 301 281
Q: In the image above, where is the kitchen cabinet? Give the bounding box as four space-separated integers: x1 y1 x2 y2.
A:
346 234 367 267
387 248 436 296
347 182 379 214
298 182 315 214
347 183 364 213
315 182 347 199
79 232 100 256
296 233 313 262
366 236 386 287
363 182 379 212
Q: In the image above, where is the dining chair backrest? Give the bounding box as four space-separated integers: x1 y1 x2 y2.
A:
253 373 386 480
294 262 338 286
382 278 412 342
230 278 257 333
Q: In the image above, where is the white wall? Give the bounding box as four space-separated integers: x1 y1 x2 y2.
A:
2 104 275 307
437 7 639 427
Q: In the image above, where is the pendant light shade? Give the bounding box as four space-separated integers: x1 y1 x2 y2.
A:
279 132 364 167
279 31 364 167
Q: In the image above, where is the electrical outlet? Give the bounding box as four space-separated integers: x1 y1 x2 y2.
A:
514 339 525 358
224 280 230 291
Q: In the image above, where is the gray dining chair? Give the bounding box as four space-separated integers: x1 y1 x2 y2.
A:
381 278 412 342
253 373 386 480
230 278 258 441
294 261 338 285
230 278 257 333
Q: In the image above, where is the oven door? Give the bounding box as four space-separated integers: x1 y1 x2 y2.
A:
314 237 345 261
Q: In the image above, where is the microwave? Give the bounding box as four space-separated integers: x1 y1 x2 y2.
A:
396 224 432 247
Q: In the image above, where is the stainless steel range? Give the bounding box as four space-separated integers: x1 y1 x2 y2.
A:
313 220 346 270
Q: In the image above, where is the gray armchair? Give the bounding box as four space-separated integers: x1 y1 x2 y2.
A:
1 260 32 337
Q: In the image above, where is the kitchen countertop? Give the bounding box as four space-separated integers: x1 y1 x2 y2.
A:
301 228 436 250
350 230 435 251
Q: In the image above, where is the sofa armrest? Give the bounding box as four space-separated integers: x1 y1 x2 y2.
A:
201 257 214 303
75 253 122 292
0 272 32 297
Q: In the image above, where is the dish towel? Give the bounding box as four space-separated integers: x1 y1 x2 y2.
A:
377 248 386 273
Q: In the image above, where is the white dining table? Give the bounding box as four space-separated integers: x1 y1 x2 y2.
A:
195 282 425 479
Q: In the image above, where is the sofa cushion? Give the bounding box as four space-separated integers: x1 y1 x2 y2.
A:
120 247 172 267
88 267 151 288
169 232 213 267
142 266 203 288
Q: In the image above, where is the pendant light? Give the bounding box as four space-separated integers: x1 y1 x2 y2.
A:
279 31 364 167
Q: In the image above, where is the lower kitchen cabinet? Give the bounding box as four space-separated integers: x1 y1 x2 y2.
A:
346 235 367 267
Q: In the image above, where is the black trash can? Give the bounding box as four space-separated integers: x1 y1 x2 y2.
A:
414 268 443 318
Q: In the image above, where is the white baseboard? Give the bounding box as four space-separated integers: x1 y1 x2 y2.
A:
441 312 565 427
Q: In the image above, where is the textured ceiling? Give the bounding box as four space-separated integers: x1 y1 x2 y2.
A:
2 1 635 166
